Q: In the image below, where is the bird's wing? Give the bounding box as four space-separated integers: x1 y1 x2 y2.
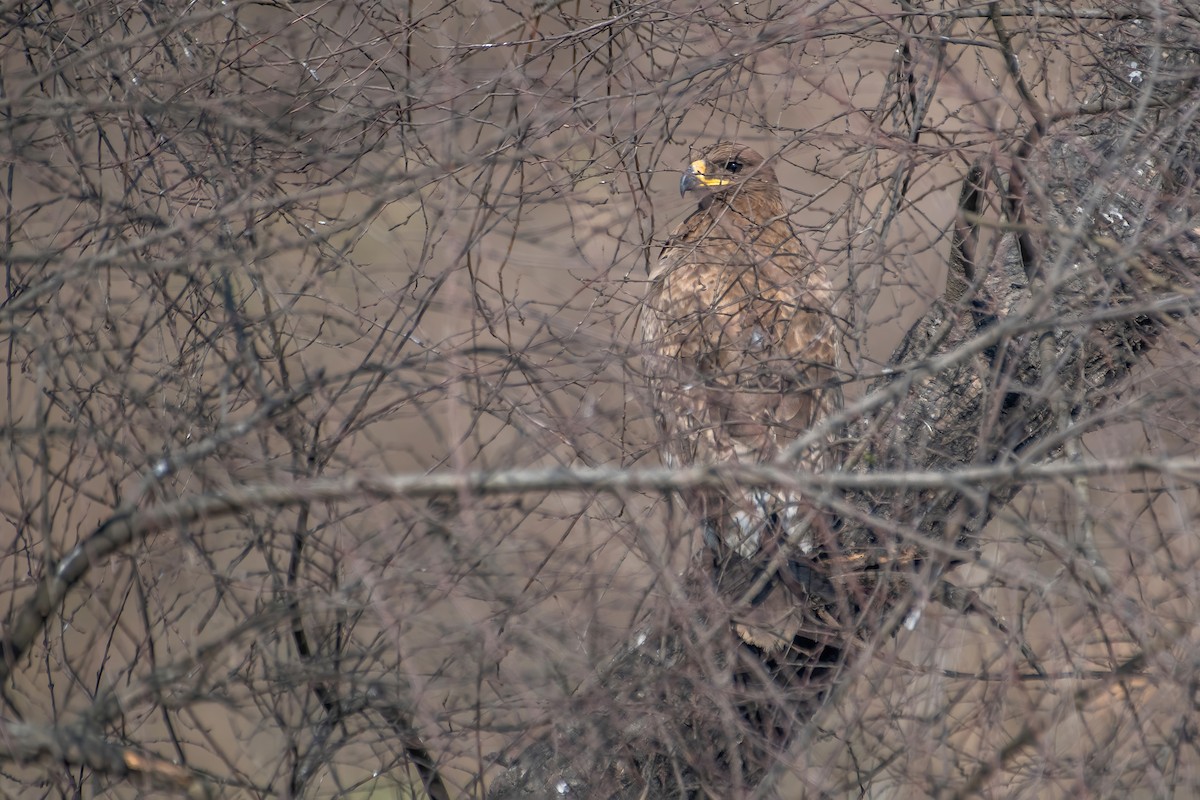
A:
639 184 842 653
643 209 839 473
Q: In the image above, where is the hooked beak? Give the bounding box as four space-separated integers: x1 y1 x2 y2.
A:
679 159 731 196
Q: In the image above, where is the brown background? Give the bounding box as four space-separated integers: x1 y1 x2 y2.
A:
1 0 1197 797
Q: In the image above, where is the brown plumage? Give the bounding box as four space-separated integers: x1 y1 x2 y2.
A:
639 142 841 650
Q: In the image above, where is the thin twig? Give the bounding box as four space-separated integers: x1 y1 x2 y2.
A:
5 453 1200 687
0 719 217 799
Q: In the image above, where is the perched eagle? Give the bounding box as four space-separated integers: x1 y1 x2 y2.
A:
639 142 841 650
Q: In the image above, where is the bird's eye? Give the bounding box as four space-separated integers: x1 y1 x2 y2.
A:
724 160 743 173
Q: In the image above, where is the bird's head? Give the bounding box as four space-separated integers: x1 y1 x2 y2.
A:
679 142 779 202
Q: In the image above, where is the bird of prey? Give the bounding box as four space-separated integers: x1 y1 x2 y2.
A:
639 142 841 651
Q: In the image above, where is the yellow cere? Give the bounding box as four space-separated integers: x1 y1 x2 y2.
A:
690 159 731 187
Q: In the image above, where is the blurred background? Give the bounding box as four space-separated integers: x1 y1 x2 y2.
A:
2 0 1199 796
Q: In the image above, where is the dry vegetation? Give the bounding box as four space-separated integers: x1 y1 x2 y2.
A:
2 0 1200 797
